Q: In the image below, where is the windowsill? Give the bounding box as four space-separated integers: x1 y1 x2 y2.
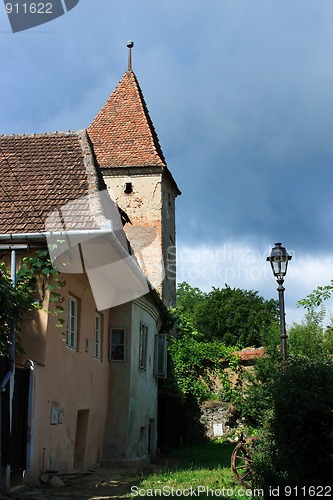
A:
66 345 77 351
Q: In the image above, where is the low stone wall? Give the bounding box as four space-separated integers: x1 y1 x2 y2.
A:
199 401 239 438
185 400 239 442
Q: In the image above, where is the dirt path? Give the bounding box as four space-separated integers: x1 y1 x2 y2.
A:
3 460 177 500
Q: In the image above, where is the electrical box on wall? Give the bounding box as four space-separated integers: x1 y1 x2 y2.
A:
58 411 64 424
50 407 59 425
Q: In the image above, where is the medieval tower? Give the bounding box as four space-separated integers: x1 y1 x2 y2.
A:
87 43 180 308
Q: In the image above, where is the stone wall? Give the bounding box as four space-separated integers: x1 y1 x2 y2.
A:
199 401 239 438
185 400 239 443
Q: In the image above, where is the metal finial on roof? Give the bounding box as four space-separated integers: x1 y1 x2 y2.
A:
127 40 134 71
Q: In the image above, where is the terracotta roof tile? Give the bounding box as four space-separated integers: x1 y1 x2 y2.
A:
87 70 166 168
0 130 106 234
233 347 265 361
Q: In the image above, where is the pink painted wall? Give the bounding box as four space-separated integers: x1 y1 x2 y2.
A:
18 272 110 479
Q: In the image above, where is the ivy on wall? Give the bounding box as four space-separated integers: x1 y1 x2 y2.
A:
0 248 64 354
166 310 242 402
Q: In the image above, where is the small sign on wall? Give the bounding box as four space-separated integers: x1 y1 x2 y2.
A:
50 407 59 425
58 411 64 424
213 423 223 437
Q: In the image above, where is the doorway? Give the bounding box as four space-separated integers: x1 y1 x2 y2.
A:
11 368 30 473
73 410 89 470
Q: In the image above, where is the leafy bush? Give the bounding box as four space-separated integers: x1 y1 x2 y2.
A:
240 311 333 427
0 262 31 354
239 312 333 491
238 323 281 427
167 310 240 402
253 359 333 491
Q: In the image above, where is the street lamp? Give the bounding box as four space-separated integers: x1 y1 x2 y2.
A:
266 242 292 365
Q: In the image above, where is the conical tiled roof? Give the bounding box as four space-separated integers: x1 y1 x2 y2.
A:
87 70 166 168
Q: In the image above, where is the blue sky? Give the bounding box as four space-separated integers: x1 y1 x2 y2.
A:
1 0 333 324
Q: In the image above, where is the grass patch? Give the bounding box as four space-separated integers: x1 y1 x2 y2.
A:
128 441 257 498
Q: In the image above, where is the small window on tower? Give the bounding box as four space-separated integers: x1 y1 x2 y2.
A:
124 182 133 194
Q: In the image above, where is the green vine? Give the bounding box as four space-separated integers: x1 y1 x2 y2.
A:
166 309 242 402
0 248 65 354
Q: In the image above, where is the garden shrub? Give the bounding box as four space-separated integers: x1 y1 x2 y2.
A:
252 359 333 492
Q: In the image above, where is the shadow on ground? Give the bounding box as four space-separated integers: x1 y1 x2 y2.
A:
1 459 182 500
2 442 236 499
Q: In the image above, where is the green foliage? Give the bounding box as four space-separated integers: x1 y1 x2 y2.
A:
175 281 205 319
238 322 281 427
0 249 64 354
0 262 31 355
288 309 333 362
167 282 278 402
197 286 278 347
240 311 333 491
298 279 333 310
252 359 333 491
176 282 278 347
168 309 240 402
239 311 333 427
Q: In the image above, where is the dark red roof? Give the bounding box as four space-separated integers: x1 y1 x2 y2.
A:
0 130 106 234
87 70 166 168
233 347 265 361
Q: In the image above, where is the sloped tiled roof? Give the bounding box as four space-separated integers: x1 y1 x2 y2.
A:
0 130 106 234
233 347 265 361
87 70 167 168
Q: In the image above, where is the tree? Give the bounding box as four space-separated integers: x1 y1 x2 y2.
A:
240 310 333 426
298 279 333 310
288 309 333 361
176 282 279 348
175 281 205 325
240 312 333 491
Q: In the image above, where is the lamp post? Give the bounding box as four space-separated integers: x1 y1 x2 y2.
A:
266 243 292 365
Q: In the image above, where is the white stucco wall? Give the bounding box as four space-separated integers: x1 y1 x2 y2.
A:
127 297 160 459
104 295 161 463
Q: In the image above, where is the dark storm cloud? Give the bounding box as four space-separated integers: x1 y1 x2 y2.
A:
1 0 333 319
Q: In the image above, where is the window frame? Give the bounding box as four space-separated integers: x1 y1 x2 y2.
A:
139 323 148 370
66 295 78 350
110 328 125 361
154 333 168 378
94 312 102 360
